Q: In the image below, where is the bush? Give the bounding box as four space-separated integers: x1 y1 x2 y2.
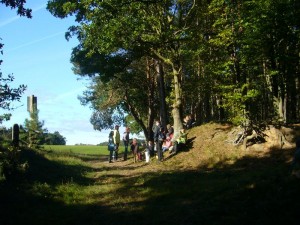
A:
0 141 27 181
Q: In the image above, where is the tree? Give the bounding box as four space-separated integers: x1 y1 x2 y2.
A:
0 0 32 17
0 73 27 123
43 131 66 145
77 54 159 141
0 0 31 180
206 0 300 125
22 110 46 148
47 0 300 136
47 0 203 138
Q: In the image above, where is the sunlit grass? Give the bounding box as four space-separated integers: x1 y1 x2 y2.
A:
43 145 109 155
1 125 300 225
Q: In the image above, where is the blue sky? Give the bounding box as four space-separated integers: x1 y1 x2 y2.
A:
0 0 114 145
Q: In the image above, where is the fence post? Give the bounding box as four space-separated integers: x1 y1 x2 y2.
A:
12 124 20 147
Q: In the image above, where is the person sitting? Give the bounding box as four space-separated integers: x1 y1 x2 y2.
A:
166 124 174 140
162 136 172 152
171 128 187 154
184 114 195 129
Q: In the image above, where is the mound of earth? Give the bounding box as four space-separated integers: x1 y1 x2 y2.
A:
100 123 300 174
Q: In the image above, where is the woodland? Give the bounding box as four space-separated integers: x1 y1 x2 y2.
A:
1 2 300 224
1 0 300 141
45 0 300 141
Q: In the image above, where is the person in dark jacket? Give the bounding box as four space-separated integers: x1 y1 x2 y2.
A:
122 127 130 161
108 131 115 163
153 120 164 162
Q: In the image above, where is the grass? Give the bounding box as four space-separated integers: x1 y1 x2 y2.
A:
1 123 300 225
43 145 109 155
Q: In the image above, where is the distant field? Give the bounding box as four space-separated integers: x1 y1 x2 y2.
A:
42 145 110 155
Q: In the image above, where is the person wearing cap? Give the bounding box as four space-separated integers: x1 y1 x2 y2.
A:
113 125 121 160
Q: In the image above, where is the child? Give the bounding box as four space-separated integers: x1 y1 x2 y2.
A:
144 141 153 163
130 138 139 163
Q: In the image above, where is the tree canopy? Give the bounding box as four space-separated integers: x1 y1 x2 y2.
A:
47 0 300 141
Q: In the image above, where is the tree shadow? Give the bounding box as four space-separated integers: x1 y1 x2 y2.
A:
18 148 95 185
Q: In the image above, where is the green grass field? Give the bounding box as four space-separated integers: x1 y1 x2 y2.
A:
43 145 110 155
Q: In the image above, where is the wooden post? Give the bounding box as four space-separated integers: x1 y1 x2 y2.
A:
12 124 20 147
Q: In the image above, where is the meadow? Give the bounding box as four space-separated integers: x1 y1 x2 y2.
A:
1 124 300 225
43 144 110 155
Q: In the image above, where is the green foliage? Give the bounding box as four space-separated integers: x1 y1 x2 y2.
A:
0 0 33 181
43 131 66 145
47 0 300 130
0 143 28 181
0 73 27 118
22 110 46 149
0 0 32 18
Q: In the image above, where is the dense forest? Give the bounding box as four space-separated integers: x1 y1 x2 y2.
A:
45 0 300 141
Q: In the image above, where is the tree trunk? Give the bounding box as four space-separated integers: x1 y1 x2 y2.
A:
172 66 183 139
146 58 156 141
155 60 168 129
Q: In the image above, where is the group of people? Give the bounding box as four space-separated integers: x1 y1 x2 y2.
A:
107 120 188 163
108 125 130 163
152 120 188 162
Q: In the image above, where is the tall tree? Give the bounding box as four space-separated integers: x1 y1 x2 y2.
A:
23 110 46 148
47 0 300 131
47 0 201 138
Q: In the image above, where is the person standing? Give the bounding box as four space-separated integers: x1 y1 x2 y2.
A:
113 125 120 160
147 140 155 157
108 131 115 163
153 120 164 162
130 138 139 163
123 127 130 161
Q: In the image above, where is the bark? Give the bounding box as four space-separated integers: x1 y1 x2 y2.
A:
146 58 156 141
172 66 183 139
155 60 167 129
